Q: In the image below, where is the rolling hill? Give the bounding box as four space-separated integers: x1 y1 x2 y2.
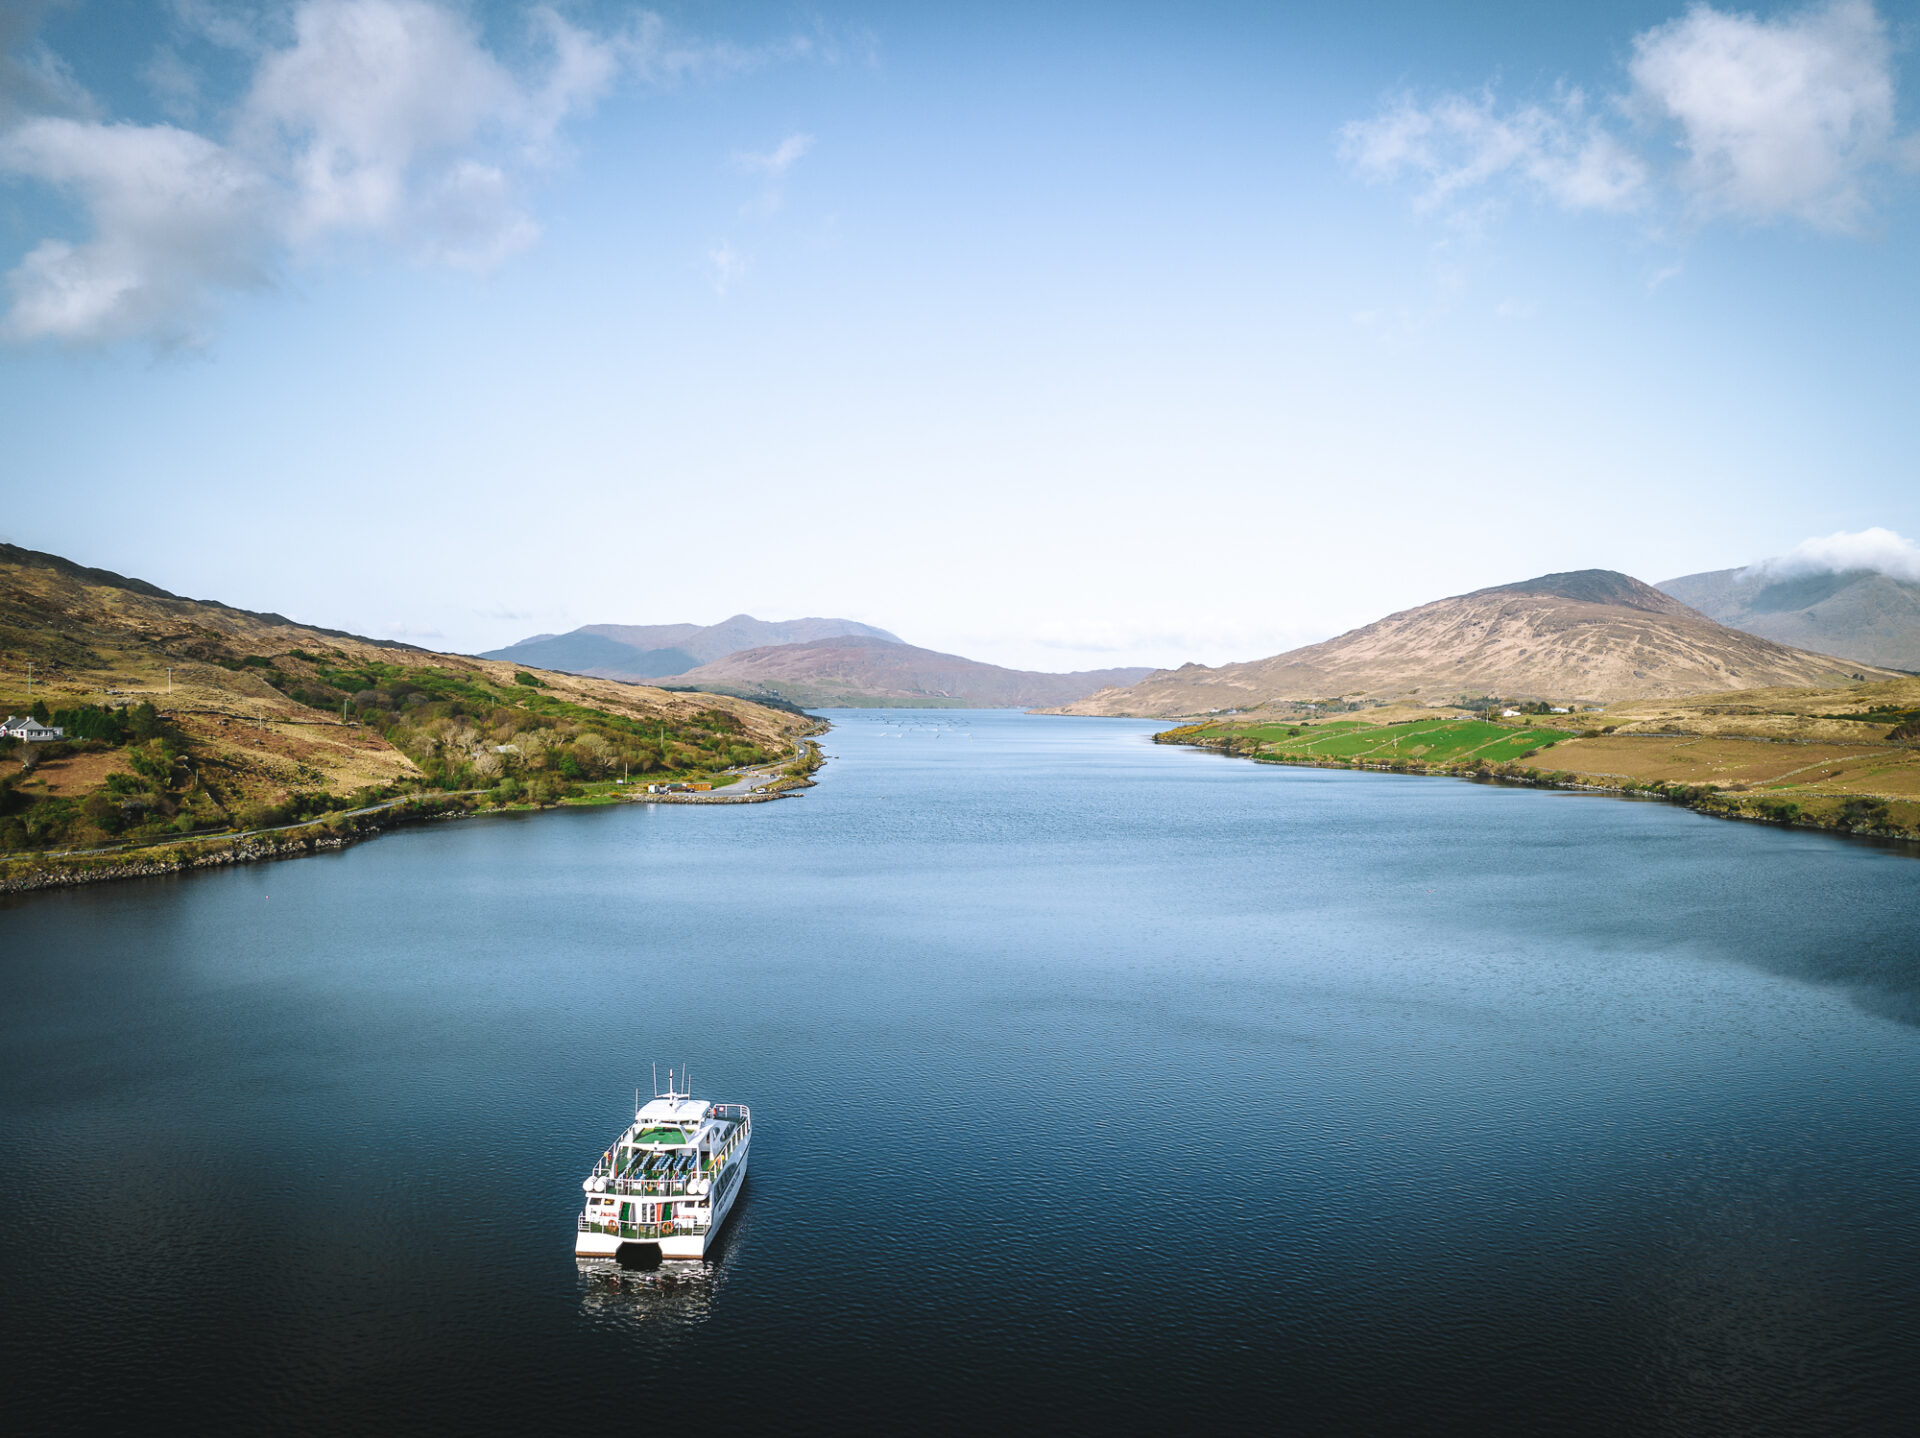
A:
670 634 1155 708
1658 566 1920 672
1061 569 1897 717
0 543 813 859
483 615 901 681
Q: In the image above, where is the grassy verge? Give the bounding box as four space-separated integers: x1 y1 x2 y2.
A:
1159 715 1920 846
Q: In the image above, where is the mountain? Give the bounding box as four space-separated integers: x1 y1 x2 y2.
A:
670 634 1156 708
482 615 902 681
1658 567 1920 672
1061 569 1897 717
0 543 811 857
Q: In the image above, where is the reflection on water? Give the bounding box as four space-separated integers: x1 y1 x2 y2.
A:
577 1194 748 1335
579 1264 720 1332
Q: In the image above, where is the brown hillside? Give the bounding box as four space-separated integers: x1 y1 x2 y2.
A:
1063 569 1897 717
674 634 1153 708
0 543 812 848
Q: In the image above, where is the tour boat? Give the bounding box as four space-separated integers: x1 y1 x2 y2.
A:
575 1072 751 1263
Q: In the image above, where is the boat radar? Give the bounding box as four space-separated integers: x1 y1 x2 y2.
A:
575 1068 751 1264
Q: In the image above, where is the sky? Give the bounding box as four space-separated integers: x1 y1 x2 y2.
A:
3 0 1919 671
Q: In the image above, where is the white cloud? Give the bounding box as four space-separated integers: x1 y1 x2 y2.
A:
239 0 607 260
1747 527 1920 583
0 1 821 346
1631 0 1897 229
1344 0 1913 234
1342 88 1647 214
0 118 270 345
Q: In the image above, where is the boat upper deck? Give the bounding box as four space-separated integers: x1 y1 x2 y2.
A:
586 1101 750 1199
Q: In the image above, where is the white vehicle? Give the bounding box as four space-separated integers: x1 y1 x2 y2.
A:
575 1072 751 1263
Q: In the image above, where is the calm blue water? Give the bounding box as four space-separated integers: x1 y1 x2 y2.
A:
4 710 1920 1435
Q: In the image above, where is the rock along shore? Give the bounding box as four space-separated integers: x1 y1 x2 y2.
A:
0 781 812 896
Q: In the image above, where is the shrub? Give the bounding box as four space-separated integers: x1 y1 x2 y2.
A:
1835 797 1891 832
514 671 544 688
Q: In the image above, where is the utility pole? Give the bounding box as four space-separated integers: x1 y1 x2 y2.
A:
167 667 173 694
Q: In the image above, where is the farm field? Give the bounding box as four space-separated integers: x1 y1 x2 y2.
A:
1195 717 1576 766
1159 694 1920 842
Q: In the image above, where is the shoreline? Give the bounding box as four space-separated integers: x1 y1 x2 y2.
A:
1158 732 1920 852
0 738 828 896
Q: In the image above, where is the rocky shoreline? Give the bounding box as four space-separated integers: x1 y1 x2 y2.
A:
1 776 815 896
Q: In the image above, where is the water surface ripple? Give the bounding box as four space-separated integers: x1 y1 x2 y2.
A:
4 711 1919 1435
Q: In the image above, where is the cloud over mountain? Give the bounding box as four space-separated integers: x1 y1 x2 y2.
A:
1746 527 1920 584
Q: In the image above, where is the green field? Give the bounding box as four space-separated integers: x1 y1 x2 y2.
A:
1198 718 1575 766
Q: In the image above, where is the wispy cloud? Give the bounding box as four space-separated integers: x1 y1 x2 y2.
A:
1342 86 1647 215
0 1 824 347
1344 0 1913 236
1747 527 1920 583
732 130 814 216
707 239 746 295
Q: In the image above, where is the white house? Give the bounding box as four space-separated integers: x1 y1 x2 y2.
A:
2 715 64 741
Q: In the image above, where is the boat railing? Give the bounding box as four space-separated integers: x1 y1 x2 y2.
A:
589 1117 750 1195
578 1216 710 1240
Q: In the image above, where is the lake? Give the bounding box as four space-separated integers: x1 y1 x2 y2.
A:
4 710 1919 1435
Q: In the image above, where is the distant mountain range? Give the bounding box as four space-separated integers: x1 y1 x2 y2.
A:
1658 567 1920 672
482 615 900 680
484 616 1151 708
672 635 1154 708
1062 569 1896 717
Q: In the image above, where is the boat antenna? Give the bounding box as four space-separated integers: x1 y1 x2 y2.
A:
653 1060 659 1098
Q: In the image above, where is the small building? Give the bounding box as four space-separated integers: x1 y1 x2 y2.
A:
1501 708 1521 718
2 715 64 742
1549 706 1569 714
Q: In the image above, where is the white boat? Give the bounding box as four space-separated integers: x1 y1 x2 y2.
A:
575 1072 751 1263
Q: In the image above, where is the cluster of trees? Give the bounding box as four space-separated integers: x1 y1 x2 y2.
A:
0 700 195 851
254 656 777 802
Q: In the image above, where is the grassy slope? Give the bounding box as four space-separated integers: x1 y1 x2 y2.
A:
0 547 819 871
1161 678 1920 842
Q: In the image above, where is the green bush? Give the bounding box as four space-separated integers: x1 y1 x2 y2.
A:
1835 797 1891 831
514 671 544 688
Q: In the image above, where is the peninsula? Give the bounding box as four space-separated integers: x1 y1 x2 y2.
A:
0 544 824 892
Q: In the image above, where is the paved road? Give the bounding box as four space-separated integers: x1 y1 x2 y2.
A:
43 791 487 860
701 735 816 797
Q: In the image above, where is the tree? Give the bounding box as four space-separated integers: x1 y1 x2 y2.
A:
128 701 163 743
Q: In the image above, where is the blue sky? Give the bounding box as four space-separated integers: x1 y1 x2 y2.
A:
4 0 1919 668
